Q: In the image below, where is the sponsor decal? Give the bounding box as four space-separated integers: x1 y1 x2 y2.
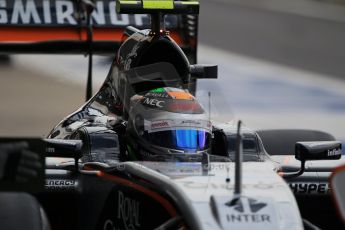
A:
289 183 330 194
117 191 140 230
225 198 270 223
145 92 170 98
45 179 76 189
142 97 165 108
46 147 55 153
0 0 148 27
151 120 170 129
145 119 173 133
214 197 278 229
181 120 201 125
145 119 212 133
328 149 341 157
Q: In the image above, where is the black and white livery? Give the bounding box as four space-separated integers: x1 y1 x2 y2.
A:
0 0 344 230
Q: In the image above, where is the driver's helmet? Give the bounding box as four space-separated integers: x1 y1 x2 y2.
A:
126 87 212 160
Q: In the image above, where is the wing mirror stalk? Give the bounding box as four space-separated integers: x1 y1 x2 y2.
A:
283 141 342 179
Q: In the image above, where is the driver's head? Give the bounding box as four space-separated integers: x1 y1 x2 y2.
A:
126 87 212 160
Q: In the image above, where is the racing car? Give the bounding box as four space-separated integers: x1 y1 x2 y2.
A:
0 0 344 230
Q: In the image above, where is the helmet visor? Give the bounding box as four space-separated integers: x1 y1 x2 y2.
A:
143 129 211 152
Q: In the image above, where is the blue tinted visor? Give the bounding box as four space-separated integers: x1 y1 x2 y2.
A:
175 130 206 150
143 129 211 152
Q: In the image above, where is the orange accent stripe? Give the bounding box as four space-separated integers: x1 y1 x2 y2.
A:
0 27 184 45
167 92 193 100
97 171 177 217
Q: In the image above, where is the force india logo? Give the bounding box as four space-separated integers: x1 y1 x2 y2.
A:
0 0 147 26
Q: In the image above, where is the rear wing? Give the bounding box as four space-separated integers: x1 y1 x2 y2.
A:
0 0 198 59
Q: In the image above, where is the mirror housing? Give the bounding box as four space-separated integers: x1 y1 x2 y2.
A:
44 139 83 171
44 139 82 158
190 64 218 79
283 141 342 179
295 141 342 161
